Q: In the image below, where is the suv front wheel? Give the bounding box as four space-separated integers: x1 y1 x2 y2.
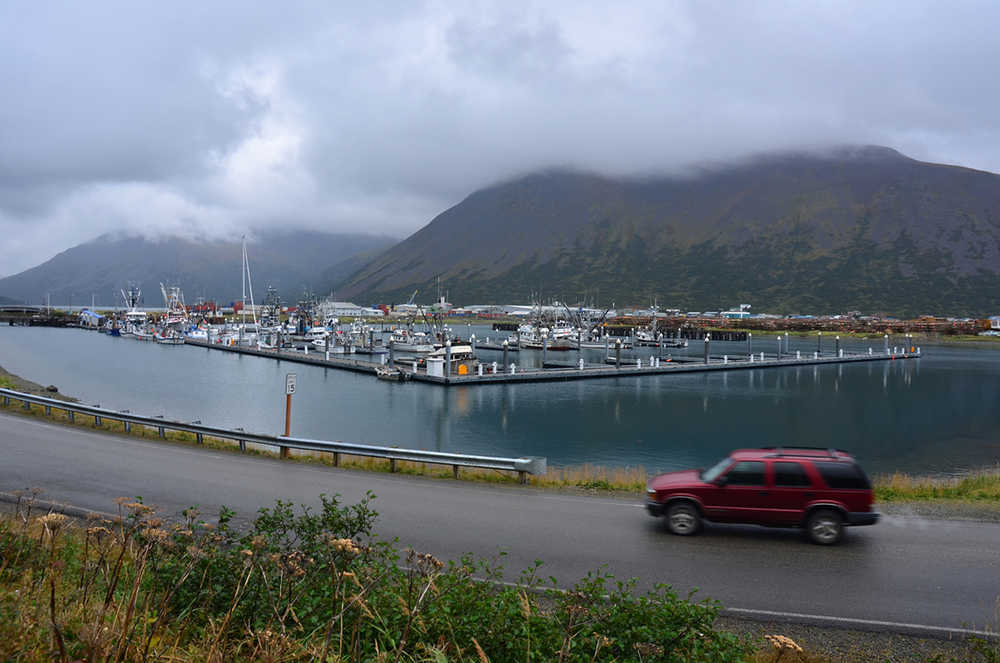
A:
806 509 843 545
665 502 702 536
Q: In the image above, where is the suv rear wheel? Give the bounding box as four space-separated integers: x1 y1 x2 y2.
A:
666 502 702 536
806 509 843 545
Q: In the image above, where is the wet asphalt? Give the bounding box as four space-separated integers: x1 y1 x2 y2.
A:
2 412 998 634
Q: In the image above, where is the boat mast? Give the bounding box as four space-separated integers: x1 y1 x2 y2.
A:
244 238 257 326
241 235 247 326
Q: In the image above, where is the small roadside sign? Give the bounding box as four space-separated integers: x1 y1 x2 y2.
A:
285 373 297 395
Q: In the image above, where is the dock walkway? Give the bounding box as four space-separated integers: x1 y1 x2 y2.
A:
184 338 918 387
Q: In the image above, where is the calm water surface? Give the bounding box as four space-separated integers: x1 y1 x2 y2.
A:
2 326 999 475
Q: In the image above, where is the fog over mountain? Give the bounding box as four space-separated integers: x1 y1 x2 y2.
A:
2 2 1000 276
339 147 1000 317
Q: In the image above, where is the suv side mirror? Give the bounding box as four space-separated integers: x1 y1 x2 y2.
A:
714 475 727 487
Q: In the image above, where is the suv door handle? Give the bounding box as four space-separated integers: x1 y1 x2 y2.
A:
758 491 769 496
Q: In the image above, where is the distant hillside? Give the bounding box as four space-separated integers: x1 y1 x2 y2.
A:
0 295 23 306
339 146 1000 316
0 231 395 307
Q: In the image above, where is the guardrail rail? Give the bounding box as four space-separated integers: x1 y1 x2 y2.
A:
0 388 546 483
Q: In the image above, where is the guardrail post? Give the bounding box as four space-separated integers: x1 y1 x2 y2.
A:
333 452 340 467
389 458 397 473
453 464 459 479
23 398 31 411
94 414 102 426
518 470 527 484
44 405 51 415
2 395 8 406
67 409 74 423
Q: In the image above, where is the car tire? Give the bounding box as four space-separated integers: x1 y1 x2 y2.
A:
665 502 702 536
806 509 843 545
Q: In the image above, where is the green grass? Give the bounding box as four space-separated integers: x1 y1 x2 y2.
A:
874 469 1000 503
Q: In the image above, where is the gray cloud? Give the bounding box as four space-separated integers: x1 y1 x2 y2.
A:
2 0 999 275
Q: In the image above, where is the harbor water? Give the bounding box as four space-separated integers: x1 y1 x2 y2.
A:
1 326 998 476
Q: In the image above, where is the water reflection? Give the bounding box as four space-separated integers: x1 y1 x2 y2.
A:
1 327 999 475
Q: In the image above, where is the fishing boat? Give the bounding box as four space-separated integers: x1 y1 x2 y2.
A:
389 328 436 353
375 366 406 381
419 344 479 376
154 330 185 345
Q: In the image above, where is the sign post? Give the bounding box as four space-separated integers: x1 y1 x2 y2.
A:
282 373 296 458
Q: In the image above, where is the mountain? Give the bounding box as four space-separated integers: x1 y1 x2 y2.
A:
0 230 395 307
338 146 1000 317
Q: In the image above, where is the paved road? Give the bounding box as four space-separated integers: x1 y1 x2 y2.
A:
2 412 998 634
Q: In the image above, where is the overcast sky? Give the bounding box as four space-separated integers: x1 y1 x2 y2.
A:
1 1 998 276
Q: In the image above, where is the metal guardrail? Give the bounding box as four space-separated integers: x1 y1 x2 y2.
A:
0 388 546 482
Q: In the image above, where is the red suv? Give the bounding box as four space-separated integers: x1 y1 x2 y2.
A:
646 448 879 544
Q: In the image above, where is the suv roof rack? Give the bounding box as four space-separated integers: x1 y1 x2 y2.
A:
761 446 850 459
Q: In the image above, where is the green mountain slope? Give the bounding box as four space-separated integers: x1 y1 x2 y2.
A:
339 147 1000 316
0 231 395 307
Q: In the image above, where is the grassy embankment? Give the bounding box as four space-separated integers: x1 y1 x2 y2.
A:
3 495 996 663
3 393 999 506
0 493 757 662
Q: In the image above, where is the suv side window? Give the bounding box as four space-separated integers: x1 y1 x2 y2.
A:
815 462 871 489
724 461 766 486
773 461 812 487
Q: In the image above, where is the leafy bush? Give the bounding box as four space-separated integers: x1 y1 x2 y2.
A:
0 491 751 662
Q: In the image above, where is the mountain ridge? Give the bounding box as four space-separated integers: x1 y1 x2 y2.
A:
0 230 395 307
337 147 1000 316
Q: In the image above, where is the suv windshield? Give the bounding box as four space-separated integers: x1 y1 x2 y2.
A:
700 457 731 483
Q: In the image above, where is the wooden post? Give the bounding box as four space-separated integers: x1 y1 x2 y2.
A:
281 373 296 459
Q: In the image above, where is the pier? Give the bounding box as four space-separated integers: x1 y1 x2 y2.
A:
183 337 919 386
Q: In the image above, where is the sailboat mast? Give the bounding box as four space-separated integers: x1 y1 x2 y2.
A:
241 236 247 325
245 242 257 326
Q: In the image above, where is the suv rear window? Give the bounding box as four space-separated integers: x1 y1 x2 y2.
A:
815 461 871 489
773 461 812 487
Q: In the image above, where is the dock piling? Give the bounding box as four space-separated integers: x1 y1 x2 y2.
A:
704 334 710 364
835 335 840 356
818 331 823 355
747 332 752 359
503 340 509 372
615 339 622 368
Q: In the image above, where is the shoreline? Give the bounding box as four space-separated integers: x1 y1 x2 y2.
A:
2 363 999 518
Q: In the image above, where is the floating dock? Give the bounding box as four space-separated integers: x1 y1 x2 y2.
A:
183 338 918 386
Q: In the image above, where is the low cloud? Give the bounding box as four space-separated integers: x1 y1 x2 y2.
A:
2 1 999 274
